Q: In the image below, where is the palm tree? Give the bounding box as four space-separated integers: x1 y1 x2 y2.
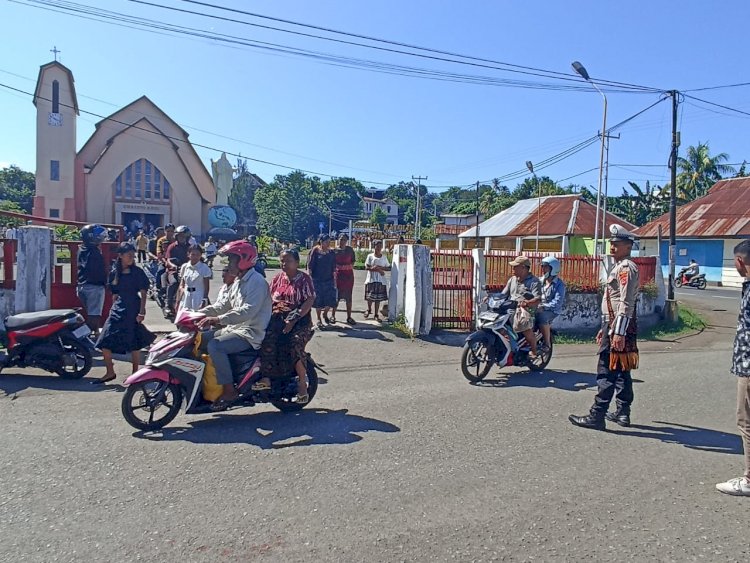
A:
676 142 736 202
622 181 667 226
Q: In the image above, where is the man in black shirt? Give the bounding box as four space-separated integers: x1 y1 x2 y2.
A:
77 224 108 335
164 225 191 316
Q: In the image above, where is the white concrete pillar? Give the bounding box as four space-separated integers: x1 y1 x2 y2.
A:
419 246 433 335
562 235 570 255
471 248 486 327
515 237 523 253
484 237 492 253
434 238 441 251
404 244 432 335
388 244 408 322
458 238 465 252
15 226 53 313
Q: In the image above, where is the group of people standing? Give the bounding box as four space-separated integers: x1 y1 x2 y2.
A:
307 234 391 328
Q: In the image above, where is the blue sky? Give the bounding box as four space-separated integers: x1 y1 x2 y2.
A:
1 0 749 194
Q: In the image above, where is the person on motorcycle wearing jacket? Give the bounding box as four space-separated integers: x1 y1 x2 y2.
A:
500 256 542 358
197 241 272 411
164 226 191 315
155 224 175 299
536 256 566 350
77 224 108 336
683 259 700 281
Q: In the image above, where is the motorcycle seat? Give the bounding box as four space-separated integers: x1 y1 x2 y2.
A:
229 349 259 375
4 309 79 330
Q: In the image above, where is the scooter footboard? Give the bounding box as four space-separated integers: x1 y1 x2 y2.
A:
124 368 175 386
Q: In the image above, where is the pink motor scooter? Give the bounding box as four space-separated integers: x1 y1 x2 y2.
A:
120 310 321 431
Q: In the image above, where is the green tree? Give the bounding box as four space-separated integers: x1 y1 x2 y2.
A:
254 171 317 243
0 200 25 227
370 205 387 229
315 177 364 232
676 142 736 202
0 165 35 213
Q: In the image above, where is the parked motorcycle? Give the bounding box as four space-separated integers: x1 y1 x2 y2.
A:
120 310 322 431
460 292 553 383
674 269 707 290
0 309 93 378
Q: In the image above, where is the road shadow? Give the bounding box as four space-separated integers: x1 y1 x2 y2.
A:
420 330 469 348
320 324 393 341
612 420 743 454
135 408 400 449
471 368 599 392
0 371 123 396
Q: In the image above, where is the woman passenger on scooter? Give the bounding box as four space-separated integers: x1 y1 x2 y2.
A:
255 249 316 404
536 256 566 352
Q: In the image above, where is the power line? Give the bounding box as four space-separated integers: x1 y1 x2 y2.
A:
682 93 750 118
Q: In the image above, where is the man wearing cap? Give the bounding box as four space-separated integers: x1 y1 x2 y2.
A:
500 256 542 358
570 224 640 430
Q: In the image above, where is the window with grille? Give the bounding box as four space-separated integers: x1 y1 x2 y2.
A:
113 159 171 202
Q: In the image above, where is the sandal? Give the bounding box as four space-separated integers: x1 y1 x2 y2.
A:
294 393 309 405
363 312 371 319
316 321 325 329
346 317 356 325
329 316 337 324
374 315 381 322
251 378 271 391
91 374 116 385
210 396 240 412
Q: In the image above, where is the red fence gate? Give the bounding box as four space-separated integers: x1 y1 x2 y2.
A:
431 251 473 330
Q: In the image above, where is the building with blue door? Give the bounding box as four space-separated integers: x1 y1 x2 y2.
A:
635 177 750 287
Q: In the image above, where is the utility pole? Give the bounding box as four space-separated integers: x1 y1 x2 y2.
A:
475 181 481 249
412 175 427 240
599 131 620 254
666 90 680 322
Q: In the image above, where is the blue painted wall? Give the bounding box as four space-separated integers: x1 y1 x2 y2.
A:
659 239 724 282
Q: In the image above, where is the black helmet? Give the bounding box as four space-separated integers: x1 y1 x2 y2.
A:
175 225 191 235
80 224 107 246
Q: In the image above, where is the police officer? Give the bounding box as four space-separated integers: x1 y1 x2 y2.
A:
569 224 640 430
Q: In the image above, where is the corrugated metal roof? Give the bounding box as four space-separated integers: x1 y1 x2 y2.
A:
634 177 750 238
459 194 635 238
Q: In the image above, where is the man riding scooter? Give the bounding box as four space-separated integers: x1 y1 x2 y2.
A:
197 240 272 411
155 224 175 309
681 259 700 282
163 225 191 317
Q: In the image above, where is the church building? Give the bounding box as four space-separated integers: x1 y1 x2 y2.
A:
32 60 215 233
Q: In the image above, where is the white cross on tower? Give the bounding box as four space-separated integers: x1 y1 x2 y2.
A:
50 46 61 61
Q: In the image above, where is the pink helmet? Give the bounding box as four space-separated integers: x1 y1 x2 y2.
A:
219 240 258 270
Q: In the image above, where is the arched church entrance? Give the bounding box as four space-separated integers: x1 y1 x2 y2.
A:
113 158 172 233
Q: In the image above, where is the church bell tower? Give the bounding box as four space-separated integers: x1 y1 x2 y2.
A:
32 59 79 220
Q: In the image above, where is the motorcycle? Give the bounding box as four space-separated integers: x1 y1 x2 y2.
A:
674 269 707 290
0 308 93 378
120 310 322 431
460 292 553 383
256 253 268 270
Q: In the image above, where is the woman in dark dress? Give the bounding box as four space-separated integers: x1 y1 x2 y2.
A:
256 249 316 403
307 234 337 328
333 233 356 325
93 243 155 384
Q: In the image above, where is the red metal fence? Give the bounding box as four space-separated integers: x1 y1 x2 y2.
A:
431 251 473 330
1 239 117 317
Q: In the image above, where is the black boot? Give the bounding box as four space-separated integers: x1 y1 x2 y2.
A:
605 410 631 427
568 412 606 431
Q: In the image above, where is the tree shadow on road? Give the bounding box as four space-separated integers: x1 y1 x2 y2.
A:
471 369 600 392
317 324 393 341
134 408 400 449
0 369 119 396
612 420 743 454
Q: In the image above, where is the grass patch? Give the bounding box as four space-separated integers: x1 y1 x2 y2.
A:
554 332 596 345
641 306 706 340
382 314 414 339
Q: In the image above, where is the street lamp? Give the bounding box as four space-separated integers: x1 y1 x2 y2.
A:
526 160 541 253
572 60 608 257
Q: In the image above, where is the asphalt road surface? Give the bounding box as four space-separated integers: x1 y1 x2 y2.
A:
1 272 748 562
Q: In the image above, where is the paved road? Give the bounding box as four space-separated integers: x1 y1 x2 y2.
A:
1 271 748 561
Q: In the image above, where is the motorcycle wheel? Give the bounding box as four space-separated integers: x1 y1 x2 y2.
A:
122 380 183 431
272 359 319 413
674 277 683 288
697 278 707 290
55 336 93 379
460 341 493 382
528 332 553 372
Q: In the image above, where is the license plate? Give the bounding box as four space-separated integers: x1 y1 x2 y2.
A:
73 325 91 339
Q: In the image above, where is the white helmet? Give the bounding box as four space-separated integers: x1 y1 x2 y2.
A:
541 256 560 279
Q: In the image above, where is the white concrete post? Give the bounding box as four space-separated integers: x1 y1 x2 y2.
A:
471 248 486 328
404 244 432 335
484 237 492 253
15 226 53 313
419 246 433 335
388 244 408 322
515 237 523 253
653 255 667 312
434 238 441 251
562 235 570 255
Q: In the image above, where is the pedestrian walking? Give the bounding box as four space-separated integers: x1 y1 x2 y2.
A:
135 230 148 263
333 233 356 325
92 242 155 385
363 240 390 321
76 224 108 337
307 234 337 328
716 239 750 496
569 225 640 430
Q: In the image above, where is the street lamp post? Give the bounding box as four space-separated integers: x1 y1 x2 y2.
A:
526 161 540 253
572 61 608 257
